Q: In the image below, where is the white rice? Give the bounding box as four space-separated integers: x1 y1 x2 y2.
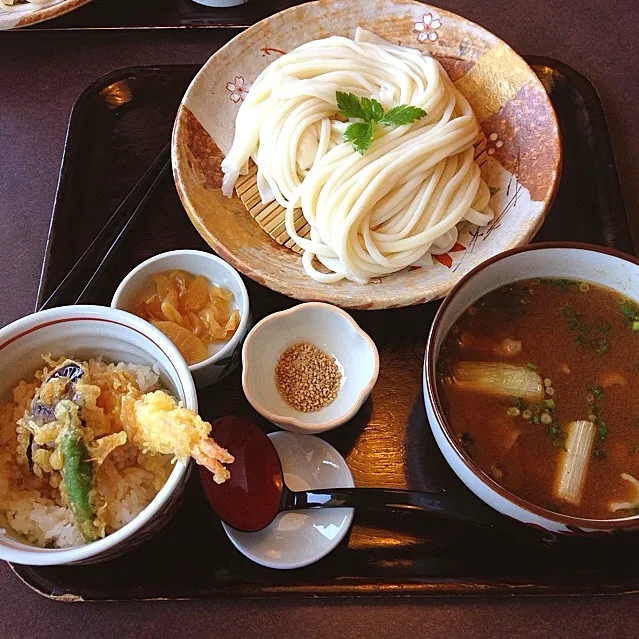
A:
109 362 160 393
0 359 171 549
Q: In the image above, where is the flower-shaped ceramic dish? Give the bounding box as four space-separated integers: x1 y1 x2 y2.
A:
0 0 91 30
172 0 561 310
0 305 196 566
111 250 251 388
242 303 379 434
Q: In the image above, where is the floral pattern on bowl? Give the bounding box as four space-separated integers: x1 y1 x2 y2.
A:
172 0 561 309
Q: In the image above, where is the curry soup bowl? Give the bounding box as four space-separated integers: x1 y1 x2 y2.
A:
112 249 251 388
0 305 196 566
424 242 639 534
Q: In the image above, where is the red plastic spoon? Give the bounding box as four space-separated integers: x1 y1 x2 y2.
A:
200 416 551 543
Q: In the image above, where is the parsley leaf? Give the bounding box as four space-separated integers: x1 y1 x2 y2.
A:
336 91 365 120
360 97 384 122
343 122 374 155
336 91 427 154
379 104 427 126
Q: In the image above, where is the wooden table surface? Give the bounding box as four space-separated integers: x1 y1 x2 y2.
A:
1 1 639 637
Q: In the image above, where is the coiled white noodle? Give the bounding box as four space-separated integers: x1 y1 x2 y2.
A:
221 29 493 284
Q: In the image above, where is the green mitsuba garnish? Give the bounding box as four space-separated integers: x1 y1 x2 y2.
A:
336 91 426 154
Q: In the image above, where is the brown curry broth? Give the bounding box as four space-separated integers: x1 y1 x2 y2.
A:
437 279 639 519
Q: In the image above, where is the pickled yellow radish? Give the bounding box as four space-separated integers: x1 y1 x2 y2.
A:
132 269 241 363
211 297 230 324
183 275 209 312
198 307 226 340
144 296 165 321
161 289 183 325
152 273 175 300
185 312 207 338
151 321 209 365
138 279 158 304
225 309 240 334
209 284 233 303
170 269 192 295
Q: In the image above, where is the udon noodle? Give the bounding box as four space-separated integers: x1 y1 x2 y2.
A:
221 28 493 284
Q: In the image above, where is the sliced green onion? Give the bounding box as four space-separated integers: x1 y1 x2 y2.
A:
597 419 607 441
587 384 604 400
632 321 639 332
621 304 636 321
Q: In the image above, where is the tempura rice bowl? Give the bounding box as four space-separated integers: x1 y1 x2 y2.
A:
0 305 197 565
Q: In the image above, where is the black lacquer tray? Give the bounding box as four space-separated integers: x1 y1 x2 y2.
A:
11 58 639 600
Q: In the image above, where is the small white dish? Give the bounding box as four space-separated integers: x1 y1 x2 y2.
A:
190 0 249 6
223 431 354 569
112 249 251 388
242 302 379 434
0 305 195 565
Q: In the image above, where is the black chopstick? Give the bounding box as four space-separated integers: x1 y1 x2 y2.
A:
40 143 171 310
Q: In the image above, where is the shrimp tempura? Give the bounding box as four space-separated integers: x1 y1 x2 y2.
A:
123 391 233 484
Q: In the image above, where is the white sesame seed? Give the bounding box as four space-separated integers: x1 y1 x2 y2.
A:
275 342 341 412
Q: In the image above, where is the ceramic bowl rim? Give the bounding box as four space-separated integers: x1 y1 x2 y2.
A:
0 305 195 565
171 0 562 310
241 302 379 432
424 241 639 531
0 0 92 30
111 249 250 373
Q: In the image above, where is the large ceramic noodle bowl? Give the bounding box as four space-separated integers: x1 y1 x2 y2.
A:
172 0 561 309
425 244 639 534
